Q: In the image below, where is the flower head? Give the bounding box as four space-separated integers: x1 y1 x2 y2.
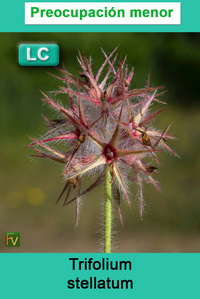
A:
27 48 177 224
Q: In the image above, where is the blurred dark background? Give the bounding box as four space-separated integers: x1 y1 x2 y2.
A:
0 33 200 252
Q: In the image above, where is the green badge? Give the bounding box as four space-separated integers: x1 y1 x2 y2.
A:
5 232 20 247
18 44 60 66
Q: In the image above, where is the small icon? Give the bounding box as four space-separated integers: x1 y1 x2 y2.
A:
5 232 20 247
18 44 60 66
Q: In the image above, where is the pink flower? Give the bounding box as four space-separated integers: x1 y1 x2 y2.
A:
27 48 177 224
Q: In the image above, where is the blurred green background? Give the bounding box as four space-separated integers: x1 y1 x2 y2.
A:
0 33 200 252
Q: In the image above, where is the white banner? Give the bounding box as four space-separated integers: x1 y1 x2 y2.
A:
25 2 181 25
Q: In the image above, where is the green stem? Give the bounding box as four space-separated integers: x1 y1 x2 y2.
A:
104 165 112 253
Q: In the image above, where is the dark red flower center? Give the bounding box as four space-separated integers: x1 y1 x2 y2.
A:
103 144 117 163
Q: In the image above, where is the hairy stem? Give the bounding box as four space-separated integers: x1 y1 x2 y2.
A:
104 165 112 253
